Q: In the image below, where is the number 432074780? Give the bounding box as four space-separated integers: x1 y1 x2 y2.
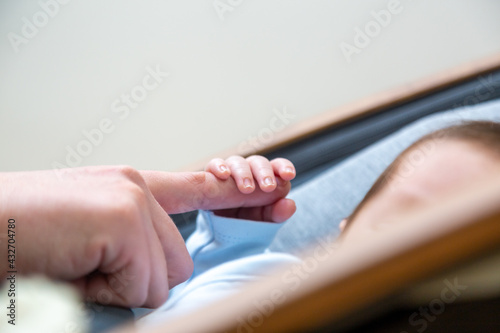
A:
7 218 16 270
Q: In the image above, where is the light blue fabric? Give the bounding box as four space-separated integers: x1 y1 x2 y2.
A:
138 211 299 327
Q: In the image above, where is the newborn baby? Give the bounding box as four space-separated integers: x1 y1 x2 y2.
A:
139 121 500 328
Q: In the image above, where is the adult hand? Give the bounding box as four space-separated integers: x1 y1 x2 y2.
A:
0 166 193 308
0 156 296 308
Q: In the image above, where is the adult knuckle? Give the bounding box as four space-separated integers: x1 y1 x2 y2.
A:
191 172 220 205
183 171 206 187
182 172 221 207
125 182 148 203
107 185 146 227
115 165 145 184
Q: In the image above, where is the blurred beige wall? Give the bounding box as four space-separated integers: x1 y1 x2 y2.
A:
1 0 500 172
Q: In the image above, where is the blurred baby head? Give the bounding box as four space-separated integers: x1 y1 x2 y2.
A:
340 121 500 240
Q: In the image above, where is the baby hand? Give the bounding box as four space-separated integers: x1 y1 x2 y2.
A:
205 156 296 194
204 156 296 222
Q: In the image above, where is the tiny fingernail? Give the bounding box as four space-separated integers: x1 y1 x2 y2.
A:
264 177 274 186
243 178 253 188
219 165 228 172
285 167 295 174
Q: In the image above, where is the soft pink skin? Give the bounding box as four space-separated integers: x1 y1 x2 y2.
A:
0 156 296 308
203 155 296 222
340 140 500 243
